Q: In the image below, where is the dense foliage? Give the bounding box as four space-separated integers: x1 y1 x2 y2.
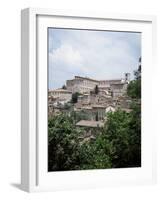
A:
48 114 82 171
48 114 113 171
127 57 141 99
127 79 141 98
103 107 141 168
48 106 141 171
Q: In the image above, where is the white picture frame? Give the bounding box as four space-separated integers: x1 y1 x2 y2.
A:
21 8 157 192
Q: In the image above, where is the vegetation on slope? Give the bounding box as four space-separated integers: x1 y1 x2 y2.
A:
48 59 141 171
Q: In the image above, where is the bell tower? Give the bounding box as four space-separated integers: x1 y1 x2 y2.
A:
125 73 130 83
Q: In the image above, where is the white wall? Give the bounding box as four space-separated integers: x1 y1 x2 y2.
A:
0 0 160 199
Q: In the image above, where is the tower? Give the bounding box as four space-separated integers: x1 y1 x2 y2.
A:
124 73 130 83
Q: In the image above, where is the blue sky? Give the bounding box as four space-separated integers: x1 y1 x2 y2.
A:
48 28 141 89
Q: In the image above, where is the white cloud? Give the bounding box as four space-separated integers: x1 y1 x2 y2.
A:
50 44 82 66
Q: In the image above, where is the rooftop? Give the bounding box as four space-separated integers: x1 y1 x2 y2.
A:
110 82 125 86
48 89 72 93
92 104 106 108
99 79 122 82
74 76 99 83
76 120 104 128
67 76 124 84
82 106 92 110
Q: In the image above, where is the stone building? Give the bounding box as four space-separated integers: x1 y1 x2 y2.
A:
74 104 107 121
77 92 113 107
105 105 116 113
48 89 72 102
76 120 104 128
48 74 131 120
110 82 128 97
66 74 130 97
66 76 99 94
77 93 90 104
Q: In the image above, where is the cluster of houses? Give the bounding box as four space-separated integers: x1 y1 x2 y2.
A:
48 74 133 128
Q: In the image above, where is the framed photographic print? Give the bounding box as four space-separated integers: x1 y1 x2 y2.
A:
21 8 156 192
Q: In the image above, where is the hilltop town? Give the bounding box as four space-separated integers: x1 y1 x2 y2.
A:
47 27 141 171
48 73 135 128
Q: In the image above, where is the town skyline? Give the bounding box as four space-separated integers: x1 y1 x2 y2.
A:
48 28 141 89
48 74 129 91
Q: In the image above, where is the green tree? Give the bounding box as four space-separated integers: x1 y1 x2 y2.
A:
127 57 141 98
48 113 113 171
78 132 113 169
103 109 141 168
48 114 82 171
127 79 141 98
62 85 67 89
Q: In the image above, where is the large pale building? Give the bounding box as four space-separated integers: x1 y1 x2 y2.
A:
66 76 99 94
66 74 130 97
48 89 72 102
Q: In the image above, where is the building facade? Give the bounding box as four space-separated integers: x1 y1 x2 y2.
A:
48 89 72 102
66 74 129 97
66 76 99 94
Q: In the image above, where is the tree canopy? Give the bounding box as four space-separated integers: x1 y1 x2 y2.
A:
103 109 141 168
62 85 67 89
48 107 141 171
127 57 141 98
